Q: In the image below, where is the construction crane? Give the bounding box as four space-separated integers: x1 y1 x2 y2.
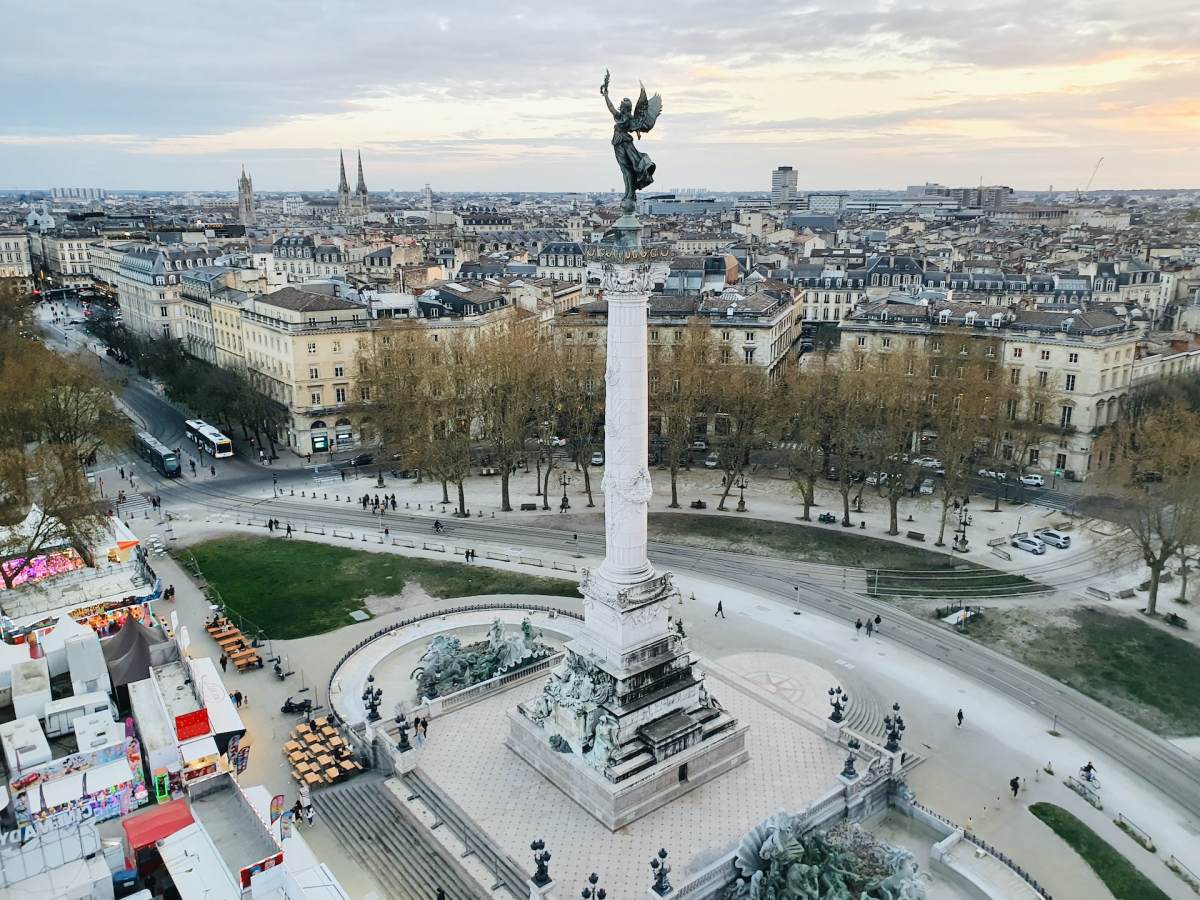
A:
1077 156 1104 200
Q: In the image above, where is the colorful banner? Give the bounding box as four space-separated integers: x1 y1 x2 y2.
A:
226 734 240 764
280 810 294 840
269 793 285 825
236 747 250 775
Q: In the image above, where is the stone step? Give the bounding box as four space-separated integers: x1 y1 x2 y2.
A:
402 768 527 899
699 710 737 740
607 750 656 781
313 776 489 900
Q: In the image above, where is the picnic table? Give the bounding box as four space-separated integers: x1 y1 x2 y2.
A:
206 619 233 634
303 772 322 786
211 628 240 642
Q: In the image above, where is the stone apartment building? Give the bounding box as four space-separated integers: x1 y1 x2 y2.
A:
0 229 32 284
240 287 370 455
116 245 221 341
839 299 1140 479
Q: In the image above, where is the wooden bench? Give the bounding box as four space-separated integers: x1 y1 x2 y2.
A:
1165 612 1188 629
689 500 707 510
479 466 498 476
906 531 925 542
234 653 262 671
520 502 538 511
1085 586 1112 602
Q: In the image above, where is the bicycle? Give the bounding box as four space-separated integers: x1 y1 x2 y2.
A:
1078 768 1102 790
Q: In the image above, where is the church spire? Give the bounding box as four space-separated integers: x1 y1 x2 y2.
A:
337 149 350 193
355 150 367 196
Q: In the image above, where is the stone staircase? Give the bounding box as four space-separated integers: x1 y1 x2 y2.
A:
312 774 489 900
401 768 528 900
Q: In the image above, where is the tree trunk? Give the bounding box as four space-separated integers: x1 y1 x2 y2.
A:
1147 562 1163 615
888 495 900 535
1178 548 1191 603
542 458 553 511
456 479 466 518
717 470 736 511
936 500 950 546
669 462 680 508
500 470 511 511
800 478 815 521
535 455 543 495
441 479 450 505
582 462 594 507
840 486 851 526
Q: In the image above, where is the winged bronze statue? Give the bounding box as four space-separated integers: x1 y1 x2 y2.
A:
601 70 663 212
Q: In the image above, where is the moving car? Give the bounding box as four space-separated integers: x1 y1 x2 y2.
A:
1035 528 1071 549
349 453 374 467
865 472 889 486
977 467 1008 480
704 452 720 469
1011 535 1046 555
918 479 935 495
1019 473 1045 487
590 451 604 466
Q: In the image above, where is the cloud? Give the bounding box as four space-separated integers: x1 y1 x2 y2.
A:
1 0 1198 189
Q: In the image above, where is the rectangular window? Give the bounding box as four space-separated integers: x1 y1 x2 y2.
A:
720 347 731 364
1060 405 1073 426
1009 368 1020 385
1056 452 1067 469
307 342 317 354
359 387 371 401
309 367 319 379
1040 350 1050 361
160 306 168 317
931 339 942 352
1006 399 1018 420
745 332 755 342
857 336 866 347
335 387 347 403
310 392 322 406
1068 352 1079 364
721 331 731 341
331 340 341 352
334 365 344 377
1012 347 1023 358
1065 374 1076 391
1028 448 1040 466
744 348 756 364
1038 371 1048 387
881 337 891 348
649 330 659 342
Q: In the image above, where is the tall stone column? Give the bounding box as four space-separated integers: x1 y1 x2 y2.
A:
597 265 655 587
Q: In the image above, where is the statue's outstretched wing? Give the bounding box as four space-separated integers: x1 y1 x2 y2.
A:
633 82 663 135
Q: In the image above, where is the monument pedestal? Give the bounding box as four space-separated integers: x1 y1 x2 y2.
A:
508 216 749 830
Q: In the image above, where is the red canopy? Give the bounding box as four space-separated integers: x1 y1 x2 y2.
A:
122 798 194 852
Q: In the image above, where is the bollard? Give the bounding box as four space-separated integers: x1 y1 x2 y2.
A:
491 511 495 517
347 497 350 503
335 495 339 501
290 489 294 496
477 509 482 517
417 503 422 510
324 493 327 500
406 502 410 509
144 510 148 518
301 490 306 497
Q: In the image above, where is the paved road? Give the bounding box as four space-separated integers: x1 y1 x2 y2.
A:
48 319 1200 817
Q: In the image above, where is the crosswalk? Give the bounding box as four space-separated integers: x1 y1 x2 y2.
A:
112 491 153 519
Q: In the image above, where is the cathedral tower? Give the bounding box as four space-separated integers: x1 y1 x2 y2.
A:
237 166 256 226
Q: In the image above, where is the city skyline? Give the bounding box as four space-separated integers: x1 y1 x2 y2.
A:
3 0 1200 192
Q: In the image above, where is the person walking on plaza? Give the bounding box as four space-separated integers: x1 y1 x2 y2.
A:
419 717 429 742
1009 776 1020 798
219 655 228 672
956 708 964 728
874 614 882 634
714 600 725 618
854 617 863 636
413 716 425 747
286 524 293 538
304 804 315 827
865 618 874 638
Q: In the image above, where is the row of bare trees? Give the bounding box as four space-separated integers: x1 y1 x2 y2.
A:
0 279 130 589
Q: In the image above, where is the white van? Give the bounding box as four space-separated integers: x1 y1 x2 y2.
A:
42 692 117 739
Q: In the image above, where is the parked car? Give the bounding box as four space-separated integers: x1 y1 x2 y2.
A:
1135 471 1163 483
977 467 1008 480
1035 528 1071 549
349 453 374 467
918 478 935 495
865 472 889 486
1011 535 1046 555
1019 473 1045 487
691 439 708 451
590 451 604 466
914 456 942 469
704 452 720 469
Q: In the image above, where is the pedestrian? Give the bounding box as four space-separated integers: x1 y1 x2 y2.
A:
714 600 725 618
234 691 242 708
956 708 964 728
855 618 863 636
219 655 228 672
242 692 249 707
167 584 175 600
210 465 216 477
190 460 196 475
436 888 446 900
259 449 265 463
874 614 882 633
119 466 125 480
391 497 397 510
304 805 315 827
865 619 874 637
384 527 389 537
340 470 345 481
285 524 293 538
1009 776 1020 798
413 716 425 746
292 800 304 822
268 519 274 532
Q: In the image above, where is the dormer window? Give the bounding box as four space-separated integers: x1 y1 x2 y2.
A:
938 309 950 325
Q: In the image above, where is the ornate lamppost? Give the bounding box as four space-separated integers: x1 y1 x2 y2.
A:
650 848 672 895
883 702 906 753
530 839 552 887
828 686 849 723
559 471 571 512
362 674 383 722
581 872 606 900
395 709 412 752
735 473 749 512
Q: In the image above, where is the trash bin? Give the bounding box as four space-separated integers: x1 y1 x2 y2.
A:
1065 470 1076 481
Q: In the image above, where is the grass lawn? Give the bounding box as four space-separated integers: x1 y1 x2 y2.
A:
647 513 1041 599
183 537 579 639
969 607 1200 735
1029 803 1168 900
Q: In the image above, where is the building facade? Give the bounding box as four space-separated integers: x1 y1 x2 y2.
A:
0 229 32 282
116 245 220 341
771 166 797 205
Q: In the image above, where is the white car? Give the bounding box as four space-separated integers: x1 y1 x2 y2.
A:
704 452 721 469
918 479 935 495
1019 473 1045 487
977 468 1009 480
691 440 708 451
912 456 938 468
1011 535 1046 555
1035 528 1071 549
590 451 604 466
865 472 889 486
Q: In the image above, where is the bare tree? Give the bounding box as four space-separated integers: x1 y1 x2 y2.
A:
712 363 776 511
651 318 713 508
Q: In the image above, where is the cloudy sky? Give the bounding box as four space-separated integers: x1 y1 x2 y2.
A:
3 1 1199 192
